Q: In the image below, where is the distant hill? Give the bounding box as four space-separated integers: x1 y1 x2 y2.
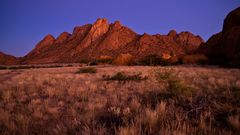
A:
0 51 19 65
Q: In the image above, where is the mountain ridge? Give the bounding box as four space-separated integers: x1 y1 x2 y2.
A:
0 18 204 65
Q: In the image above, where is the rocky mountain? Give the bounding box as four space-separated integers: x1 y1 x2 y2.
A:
1 18 203 65
20 18 203 64
198 7 240 68
0 51 18 65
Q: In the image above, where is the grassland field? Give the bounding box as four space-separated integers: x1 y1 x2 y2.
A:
0 64 240 135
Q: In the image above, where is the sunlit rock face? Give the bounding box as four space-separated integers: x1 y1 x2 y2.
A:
55 32 71 44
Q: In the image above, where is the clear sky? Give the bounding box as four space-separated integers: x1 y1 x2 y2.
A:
0 0 239 57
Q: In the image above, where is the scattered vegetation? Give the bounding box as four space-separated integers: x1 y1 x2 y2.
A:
76 67 97 74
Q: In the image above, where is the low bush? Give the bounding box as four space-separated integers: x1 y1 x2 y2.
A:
0 66 8 70
182 54 209 65
167 56 179 65
140 54 174 66
96 55 113 64
103 72 147 82
112 53 135 65
154 69 193 98
155 71 173 81
79 59 90 64
167 79 194 97
76 67 97 74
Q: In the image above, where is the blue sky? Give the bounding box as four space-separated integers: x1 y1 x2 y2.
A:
0 0 240 57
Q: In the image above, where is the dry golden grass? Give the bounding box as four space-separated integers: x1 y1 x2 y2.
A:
0 65 240 135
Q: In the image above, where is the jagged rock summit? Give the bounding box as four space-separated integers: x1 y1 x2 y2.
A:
1 18 204 65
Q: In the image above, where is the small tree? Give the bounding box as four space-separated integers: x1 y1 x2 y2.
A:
141 54 171 66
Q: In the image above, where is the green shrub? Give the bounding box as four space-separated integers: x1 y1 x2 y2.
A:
0 66 8 70
182 54 209 65
103 72 147 82
140 54 171 66
153 69 193 97
76 67 97 74
96 55 113 64
112 53 135 65
230 86 240 99
97 58 113 64
167 79 193 97
79 59 90 64
155 71 173 81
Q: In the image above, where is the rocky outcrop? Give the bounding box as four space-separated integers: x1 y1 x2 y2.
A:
0 51 18 65
98 21 137 50
25 34 55 58
135 30 203 60
177 32 204 52
69 24 92 42
1 18 204 65
198 7 240 68
55 32 71 44
223 7 240 34
76 18 110 52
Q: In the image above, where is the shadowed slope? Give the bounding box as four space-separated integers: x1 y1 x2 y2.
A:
198 7 240 68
